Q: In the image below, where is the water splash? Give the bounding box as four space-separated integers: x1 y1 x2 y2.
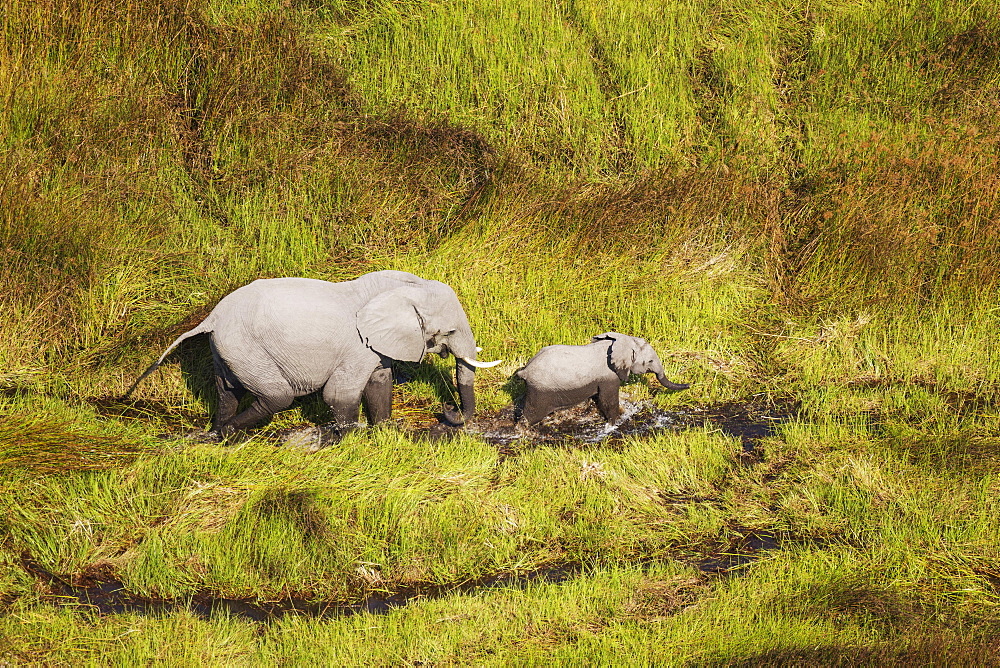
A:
470 397 795 455
473 400 684 446
579 399 644 443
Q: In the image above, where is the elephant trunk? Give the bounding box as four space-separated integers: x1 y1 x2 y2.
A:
440 326 484 425
457 358 477 422
441 357 476 425
654 368 690 391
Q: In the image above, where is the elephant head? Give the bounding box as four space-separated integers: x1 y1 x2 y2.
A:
357 281 499 424
592 332 690 390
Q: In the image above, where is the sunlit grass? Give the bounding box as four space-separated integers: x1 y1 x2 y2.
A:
3 0 1000 663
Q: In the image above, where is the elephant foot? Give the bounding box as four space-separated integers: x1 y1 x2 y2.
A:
317 421 359 442
282 426 330 452
441 403 467 427
602 415 622 427
513 419 536 437
183 429 221 443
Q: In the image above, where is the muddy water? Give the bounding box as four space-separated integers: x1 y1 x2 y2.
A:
695 532 781 574
96 386 794 457
275 397 793 454
468 400 667 446
23 556 576 622
461 396 795 456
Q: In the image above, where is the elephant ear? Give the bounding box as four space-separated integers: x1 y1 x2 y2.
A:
593 332 636 382
357 287 427 362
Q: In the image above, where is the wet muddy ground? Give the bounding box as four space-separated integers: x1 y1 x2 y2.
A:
271 395 797 459
90 381 796 451
464 395 795 453
22 530 783 623
22 555 577 622
89 387 797 458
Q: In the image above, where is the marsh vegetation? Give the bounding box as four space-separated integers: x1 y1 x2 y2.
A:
2 0 1000 663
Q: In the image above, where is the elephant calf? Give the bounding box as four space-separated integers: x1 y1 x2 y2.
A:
515 332 689 426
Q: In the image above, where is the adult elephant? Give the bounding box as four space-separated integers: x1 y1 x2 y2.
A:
124 271 500 436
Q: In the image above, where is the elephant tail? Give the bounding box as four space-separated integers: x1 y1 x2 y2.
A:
121 317 215 400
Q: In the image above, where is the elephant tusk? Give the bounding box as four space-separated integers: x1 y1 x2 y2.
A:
476 346 482 352
459 356 502 369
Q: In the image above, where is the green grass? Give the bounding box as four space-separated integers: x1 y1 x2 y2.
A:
3 0 1000 663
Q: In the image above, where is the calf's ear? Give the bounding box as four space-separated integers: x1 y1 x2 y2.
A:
595 333 636 383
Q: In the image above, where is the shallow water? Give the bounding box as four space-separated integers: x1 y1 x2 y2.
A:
472 399 653 446
695 532 781 574
465 396 794 455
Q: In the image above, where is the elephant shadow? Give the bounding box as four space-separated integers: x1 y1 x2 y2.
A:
174 335 333 430
391 359 470 420
173 335 215 428
501 374 527 419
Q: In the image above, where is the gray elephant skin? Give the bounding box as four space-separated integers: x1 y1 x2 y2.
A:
515 332 689 426
125 270 499 436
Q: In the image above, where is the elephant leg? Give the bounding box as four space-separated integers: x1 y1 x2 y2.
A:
595 382 622 423
215 391 294 437
322 382 364 431
212 356 246 432
362 367 393 426
329 399 362 431
520 387 556 426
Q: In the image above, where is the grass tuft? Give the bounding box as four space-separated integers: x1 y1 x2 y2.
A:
0 414 150 474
